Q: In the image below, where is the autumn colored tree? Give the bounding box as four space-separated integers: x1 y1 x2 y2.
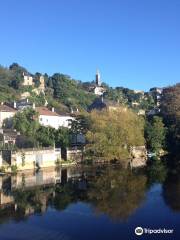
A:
86 108 145 161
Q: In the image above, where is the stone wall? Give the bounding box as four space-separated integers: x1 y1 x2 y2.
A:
67 147 83 162
130 146 147 168
0 148 61 171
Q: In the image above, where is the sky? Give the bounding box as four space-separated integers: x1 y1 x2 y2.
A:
0 0 180 91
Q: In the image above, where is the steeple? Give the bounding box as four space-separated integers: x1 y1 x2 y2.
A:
95 69 101 86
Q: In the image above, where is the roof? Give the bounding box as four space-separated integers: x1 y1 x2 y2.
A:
36 107 60 116
88 97 120 112
1 129 19 137
56 109 73 117
0 105 17 112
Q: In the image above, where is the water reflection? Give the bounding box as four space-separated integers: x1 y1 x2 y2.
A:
88 168 147 220
0 163 180 224
163 173 180 212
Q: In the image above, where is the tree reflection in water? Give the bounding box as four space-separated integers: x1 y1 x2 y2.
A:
88 167 147 221
163 173 180 212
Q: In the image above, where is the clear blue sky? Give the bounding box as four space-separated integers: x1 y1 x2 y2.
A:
0 0 180 91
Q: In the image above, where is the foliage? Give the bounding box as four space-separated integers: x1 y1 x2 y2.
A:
0 166 6 173
105 86 155 110
29 92 46 106
35 126 55 147
47 73 96 109
86 108 145 161
70 113 91 135
11 165 18 174
145 116 167 154
35 125 70 148
54 127 70 148
13 108 40 139
161 84 180 152
9 63 28 89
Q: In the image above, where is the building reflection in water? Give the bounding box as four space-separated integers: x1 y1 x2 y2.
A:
0 166 97 222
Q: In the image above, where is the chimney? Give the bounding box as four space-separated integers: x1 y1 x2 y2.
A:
13 101 17 109
52 107 55 112
32 103 36 109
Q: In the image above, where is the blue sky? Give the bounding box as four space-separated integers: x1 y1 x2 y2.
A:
0 0 180 91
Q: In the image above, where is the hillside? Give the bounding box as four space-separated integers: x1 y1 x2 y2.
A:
0 63 155 113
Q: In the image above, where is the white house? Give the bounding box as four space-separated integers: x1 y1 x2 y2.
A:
94 86 105 96
0 104 17 127
35 107 74 129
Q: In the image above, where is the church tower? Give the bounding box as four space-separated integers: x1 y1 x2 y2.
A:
95 69 101 86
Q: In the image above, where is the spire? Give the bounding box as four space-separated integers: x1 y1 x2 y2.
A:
95 69 101 86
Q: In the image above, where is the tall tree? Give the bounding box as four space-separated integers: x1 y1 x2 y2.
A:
145 116 167 154
161 84 180 151
86 108 145 161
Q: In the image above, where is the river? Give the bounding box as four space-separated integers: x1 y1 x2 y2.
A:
0 163 179 240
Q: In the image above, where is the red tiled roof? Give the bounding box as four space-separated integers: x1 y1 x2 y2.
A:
0 105 17 112
35 107 60 116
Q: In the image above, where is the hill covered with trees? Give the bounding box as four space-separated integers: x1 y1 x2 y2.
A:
0 63 155 113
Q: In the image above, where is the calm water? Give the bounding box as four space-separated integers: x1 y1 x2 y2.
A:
0 164 180 240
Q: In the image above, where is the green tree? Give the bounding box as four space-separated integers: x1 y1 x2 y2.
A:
9 63 28 89
36 126 55 147
145 116 166 154
161 84 180 152
47 73 96 110
70 114 91 135
13 108 40 139
54 127 70 148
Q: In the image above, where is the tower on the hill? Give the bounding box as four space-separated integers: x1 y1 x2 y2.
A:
95 69 101 86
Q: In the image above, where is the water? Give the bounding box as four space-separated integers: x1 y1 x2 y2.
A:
0 164 179 240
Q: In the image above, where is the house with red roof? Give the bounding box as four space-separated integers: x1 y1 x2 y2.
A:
35 107 74 129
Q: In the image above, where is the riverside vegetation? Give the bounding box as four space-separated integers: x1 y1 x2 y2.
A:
0 63 179 166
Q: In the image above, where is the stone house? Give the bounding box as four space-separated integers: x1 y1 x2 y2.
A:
88 97 127 112
22 73 34 86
